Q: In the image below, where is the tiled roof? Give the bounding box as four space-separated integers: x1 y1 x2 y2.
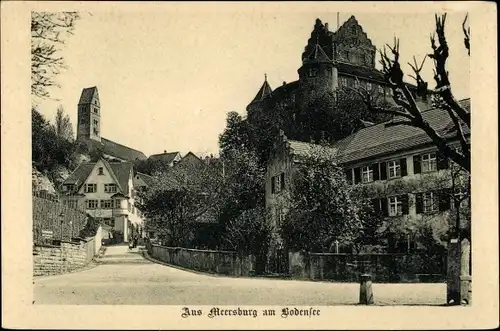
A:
289 140 337 157
63 163 94 186
137 172 155 187
101 137 147 161
109 162 133 194
337 62 385 82
148 151 180 164
62 159 133 195
250 79 273 104
78 87 97 104
334 98 471 164
271 81 299 99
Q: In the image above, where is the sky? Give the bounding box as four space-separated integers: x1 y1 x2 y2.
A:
34 7 470 158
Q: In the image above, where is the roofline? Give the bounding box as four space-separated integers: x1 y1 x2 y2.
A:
149 151 181 158
101 137 147 158
339 134 470 166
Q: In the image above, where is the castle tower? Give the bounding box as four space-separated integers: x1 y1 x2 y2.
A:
246 74 273 123
298 38 336 95
77 86 101 143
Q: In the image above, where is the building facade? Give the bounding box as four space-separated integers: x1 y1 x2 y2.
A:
266 99 471 254
59 157 148 243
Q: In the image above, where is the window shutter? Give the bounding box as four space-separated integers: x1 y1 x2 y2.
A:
371 163 380 181
372 198 381 214
413 155 421 174
380 162 387 180
439 189 451 211
344 169 353 184
380 197 388 216
280 173 285 190
415 193 424 214
400 158 408 176
401 194 409 215
271 177 276 194
354 167 362 184
437 151 449 170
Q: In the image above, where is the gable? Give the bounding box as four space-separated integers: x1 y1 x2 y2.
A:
77 159 123 194
334 16 376 67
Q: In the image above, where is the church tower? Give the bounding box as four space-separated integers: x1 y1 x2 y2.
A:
77 86 101 143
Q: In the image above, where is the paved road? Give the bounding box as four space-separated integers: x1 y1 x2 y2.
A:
34 245 446 305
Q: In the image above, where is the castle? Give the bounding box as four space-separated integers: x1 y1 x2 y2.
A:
246 16 429 135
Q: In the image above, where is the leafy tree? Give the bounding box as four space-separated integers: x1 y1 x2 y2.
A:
53 105 74 141
294 90 392 144
136 157 224 246
31 12 81 100
280 145 366 253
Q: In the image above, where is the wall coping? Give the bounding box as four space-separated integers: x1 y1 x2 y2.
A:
306 252 443 257
150 244 238 255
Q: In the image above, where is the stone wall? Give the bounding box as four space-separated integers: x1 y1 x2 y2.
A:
289 251 446 283
33 238 97 276
147 243 255 277
33 195 88 244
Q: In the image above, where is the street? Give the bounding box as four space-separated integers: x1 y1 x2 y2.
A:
34 245 447 305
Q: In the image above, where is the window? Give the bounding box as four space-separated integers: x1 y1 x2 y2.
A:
354 79 360 88
86 199 99 209
421 153 437 172
85 184 97 193
64 184 75 192
128 202 131 212
361 166 373 183
63 199 78 209
272 173 285 194
114 200 122 208
104 183 117 193
278 209 285 225
275 175 282 193
101 199 114 209
423 192 439 213
98 167 104 175
378 85 384 94
387 160 401 179
308 68 318 77
388 196 403 216
339 76 347 87
366 82 372 91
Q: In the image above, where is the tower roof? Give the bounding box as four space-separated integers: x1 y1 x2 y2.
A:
303 43 332 64
250 75 273 104
78 86 98 104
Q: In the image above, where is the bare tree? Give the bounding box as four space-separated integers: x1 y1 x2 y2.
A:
53 105 74 141
31 12 81 100
350 14 470 173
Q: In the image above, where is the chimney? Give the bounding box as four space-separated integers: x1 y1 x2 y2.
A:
325 22 329 31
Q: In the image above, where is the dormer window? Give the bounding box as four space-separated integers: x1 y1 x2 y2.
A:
98 167 104 175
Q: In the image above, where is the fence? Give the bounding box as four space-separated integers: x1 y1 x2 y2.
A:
146 241 255 277
33 194 88 245
289 251 446 283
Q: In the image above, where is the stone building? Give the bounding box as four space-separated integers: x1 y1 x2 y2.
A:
246 16 430 136
59 157 151 243
266 99 470 259
76 86 147 162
